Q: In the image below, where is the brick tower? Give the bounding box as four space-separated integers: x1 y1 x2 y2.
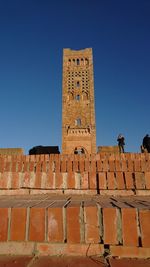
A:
62 48 96 154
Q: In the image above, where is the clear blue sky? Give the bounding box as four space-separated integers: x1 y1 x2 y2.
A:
0 0 150 154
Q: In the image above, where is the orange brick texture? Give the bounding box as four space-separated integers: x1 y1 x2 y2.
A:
0 153 150 196
0 204 149 258
0 153 149 260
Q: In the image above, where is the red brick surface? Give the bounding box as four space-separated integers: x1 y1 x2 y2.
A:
122 208 138 246
66 207 80 243
84 206 99 243
0 153 150 194
48 207 63 242
109 258 150 267
103 208 118 244
29 208 45 241
11 208 27 241
0 208 8 241
139 210 150 247
0 153 149 261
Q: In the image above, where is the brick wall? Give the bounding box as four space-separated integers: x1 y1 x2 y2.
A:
0 153 149 196
0 153 149 261
0 197 149 258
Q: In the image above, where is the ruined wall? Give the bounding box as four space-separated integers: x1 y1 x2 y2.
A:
0 153 149 195
0 153 149 263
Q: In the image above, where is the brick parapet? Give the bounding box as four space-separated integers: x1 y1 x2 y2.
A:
0 153 149 260
0 153 150 196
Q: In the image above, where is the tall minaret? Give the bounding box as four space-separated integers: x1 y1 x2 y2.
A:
62 48 96 154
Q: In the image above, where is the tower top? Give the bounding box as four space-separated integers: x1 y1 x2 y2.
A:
62 48 96 154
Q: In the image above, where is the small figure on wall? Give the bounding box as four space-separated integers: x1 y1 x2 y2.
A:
142 134 150 153
117 134 125 153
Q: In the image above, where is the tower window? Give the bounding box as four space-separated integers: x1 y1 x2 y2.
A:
77 59 80 65
75 118 81 126
76 81 80 87
75 95 80 101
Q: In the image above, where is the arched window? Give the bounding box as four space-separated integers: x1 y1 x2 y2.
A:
75 95 80 101
85 58 89 66
68 59 71 66
74 147 85 154
75 118 81 126
82 91 88 100
77 59 80 65
76 81 80 87
68 92 74 100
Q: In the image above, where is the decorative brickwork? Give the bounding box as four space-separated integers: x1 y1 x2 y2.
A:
0 153 150 265
62 48 96 154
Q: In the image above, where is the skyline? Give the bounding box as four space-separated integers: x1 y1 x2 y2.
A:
0 0 150 154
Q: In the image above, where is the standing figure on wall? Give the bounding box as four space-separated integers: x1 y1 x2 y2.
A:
117 134 125 153
142 134 150 153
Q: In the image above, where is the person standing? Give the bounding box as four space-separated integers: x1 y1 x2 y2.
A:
117 134 125 153
142 134 150 153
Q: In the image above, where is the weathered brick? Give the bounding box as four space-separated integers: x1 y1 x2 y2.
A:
81 172 89 189
23 162 29 172
124 172 134 189
84 160 90 172
66 207 80 243
107 172 116 189
98 172 107 189
0 242 35 255
109 160 115 172
0 158 5 172
11 172 20 189
36 162 42 172
144 172 150 189
84 206 100 243
122 208 138 246
109 258 150 267
46 171 54 189
55 172 63 188
11 161 17 172
134 159 141 172
121 160 128 172
110 245 150 258
89 170 97 189
135 172 145 189
103 208 118 244
139 210 150 247
67 160 73 173
0 172 11 189
29 162 35 172
0 208 8 241
127 159 134 172
5 162 11 172
22 172 31 188
55 157 60 172
79 160 85 172
67 172 75 188
17 161 23 172
97 160 102 172
41 161 47 172
29 208 45 242
37 243 104 256
115 172 125 189
48 208 63 242
11 208 27 241
61 160 67 172
115 160 122 171
90 160 96 173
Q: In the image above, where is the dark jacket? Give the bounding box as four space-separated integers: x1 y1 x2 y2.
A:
117 135 125 145
143 135 150 149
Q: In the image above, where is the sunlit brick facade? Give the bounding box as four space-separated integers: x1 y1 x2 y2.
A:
62 48 96 154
